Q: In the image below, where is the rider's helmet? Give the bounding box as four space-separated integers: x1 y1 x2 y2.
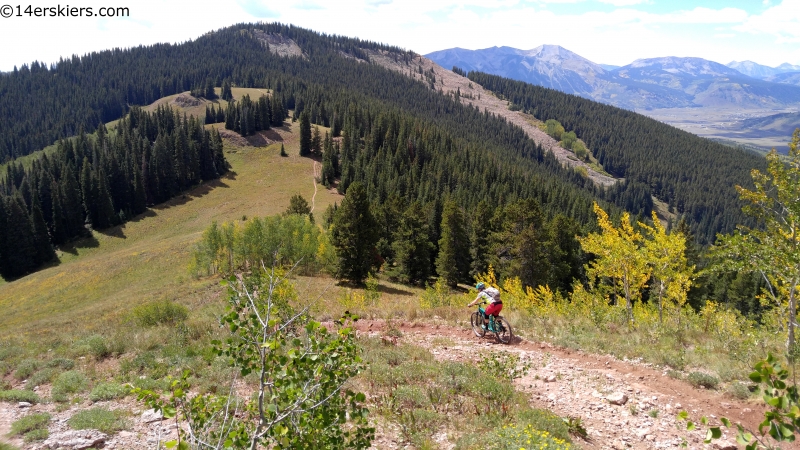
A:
475 282 485 290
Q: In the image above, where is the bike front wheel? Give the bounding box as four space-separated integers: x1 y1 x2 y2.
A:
470 312 486 337
494 317 513 344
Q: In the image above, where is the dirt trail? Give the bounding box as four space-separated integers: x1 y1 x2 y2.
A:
311 160 319 213
353 319 784 450
367 51 618 187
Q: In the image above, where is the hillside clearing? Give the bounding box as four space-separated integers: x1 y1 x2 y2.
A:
0 119 341 339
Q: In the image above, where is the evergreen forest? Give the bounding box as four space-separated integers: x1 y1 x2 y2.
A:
0 23 770 299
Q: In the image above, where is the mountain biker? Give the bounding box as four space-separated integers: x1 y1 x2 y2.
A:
467 282 502 330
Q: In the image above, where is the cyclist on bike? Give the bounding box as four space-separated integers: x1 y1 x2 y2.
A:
467 282 502 330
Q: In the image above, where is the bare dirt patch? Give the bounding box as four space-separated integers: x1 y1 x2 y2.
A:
367 50 618 187
172 94 203 108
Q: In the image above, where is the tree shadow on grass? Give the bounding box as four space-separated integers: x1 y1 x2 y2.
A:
59 233 100 256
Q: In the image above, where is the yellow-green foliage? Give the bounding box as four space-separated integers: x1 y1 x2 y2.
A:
544 119 565 141
486 423 572 450
191 214 335 277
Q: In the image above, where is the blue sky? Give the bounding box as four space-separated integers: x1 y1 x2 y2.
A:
1 0 798 71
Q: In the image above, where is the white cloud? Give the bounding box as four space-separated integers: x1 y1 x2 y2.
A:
1 0 799 71
734 0 800 43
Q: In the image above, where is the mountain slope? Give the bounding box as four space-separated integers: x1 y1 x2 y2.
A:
426 45 605 97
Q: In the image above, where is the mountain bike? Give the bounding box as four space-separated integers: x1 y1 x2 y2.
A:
470 306 513 344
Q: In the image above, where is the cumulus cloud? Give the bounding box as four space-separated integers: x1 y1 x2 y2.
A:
734 0 800 43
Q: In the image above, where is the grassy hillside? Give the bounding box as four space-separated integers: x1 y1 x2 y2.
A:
0 117 342 338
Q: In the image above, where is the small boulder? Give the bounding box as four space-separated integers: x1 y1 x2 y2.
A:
607 392 629 405
713 440 737 450
141 408 164 423
18 401 31 408
544 375 557 383
41 429 108 449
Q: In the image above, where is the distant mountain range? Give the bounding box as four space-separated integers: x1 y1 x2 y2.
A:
726 60 800 82
426 45 800 110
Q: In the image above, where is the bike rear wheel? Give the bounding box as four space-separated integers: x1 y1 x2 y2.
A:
494 317 513 344
470 312 486 337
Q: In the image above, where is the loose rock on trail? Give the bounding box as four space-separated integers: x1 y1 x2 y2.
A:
353 319 785 449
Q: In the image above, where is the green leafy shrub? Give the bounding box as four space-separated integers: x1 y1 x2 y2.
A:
10 412 50 442
90 382 130 402
51 370 89 402
68 408 128 434
13 359 40 381
0 390 40 403
130 300 188 327
726 381 751 400
26 367 59 389
46 358 75 370
72 335 111 359
0 443 21 450
478 352 530 381
687 371 719 389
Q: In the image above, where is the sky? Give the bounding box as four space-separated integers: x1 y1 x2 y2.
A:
1 0 799 71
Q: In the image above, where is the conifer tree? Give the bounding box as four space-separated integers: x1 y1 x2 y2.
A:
331 182 378 284
80 158 95 224
321 132 336 187
285 193 311 217
221 79 233 101
0 198 8 276
392 202 433 285
436 200 470 286
311 126 322 156
94 170 117 228
3 196 38 278
299 111 312 157
29 195 55 264
470 200 492 277
280 143 288 157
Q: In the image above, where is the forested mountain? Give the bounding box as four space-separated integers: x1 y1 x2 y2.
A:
468 71 766 243
0 23 616 280
0 22 767 281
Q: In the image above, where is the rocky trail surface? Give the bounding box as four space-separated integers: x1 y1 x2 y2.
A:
354 319 785 450
0 320 787 449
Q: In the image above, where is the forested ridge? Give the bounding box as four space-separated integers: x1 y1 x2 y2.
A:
0 23 623 280
468 72 766 243
0 22 768 285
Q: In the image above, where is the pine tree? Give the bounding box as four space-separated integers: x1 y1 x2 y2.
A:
285 193 311 217
436 200 470 286
280 143 288 157
299 111 312 157
80 158 95 225
29 194 55 264
221 79 233 101
94 170 117 228
0 198 9 277
392 202 433 285
321 132 335 187
470 200 492 278
311 126 322 156
331 182 378 284
2 196 38 278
